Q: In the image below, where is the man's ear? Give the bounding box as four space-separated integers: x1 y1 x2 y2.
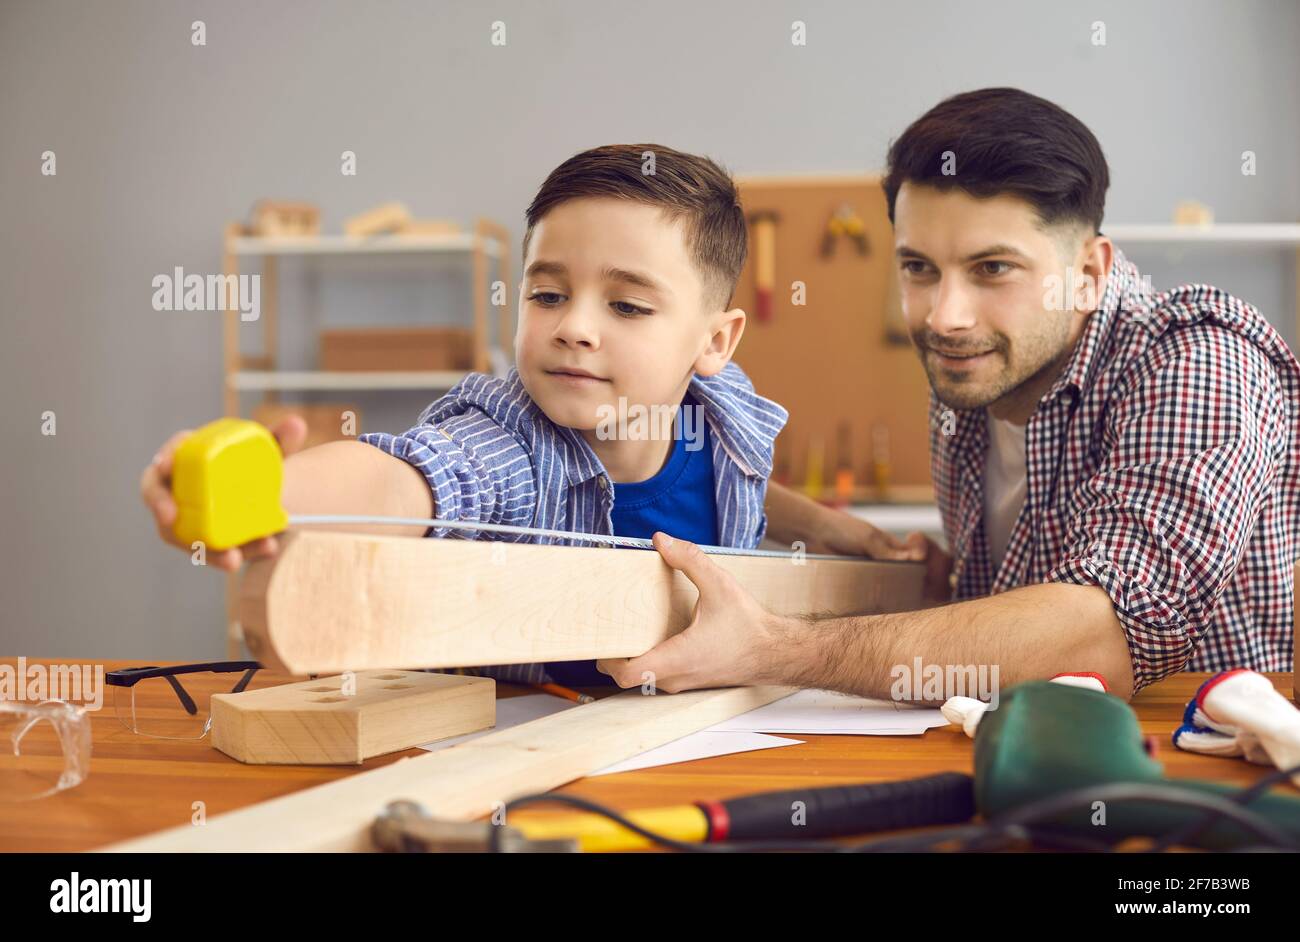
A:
1073 235 1114 317
693 307 747 377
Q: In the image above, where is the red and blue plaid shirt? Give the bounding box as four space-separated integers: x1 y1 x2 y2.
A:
930 248 1300 692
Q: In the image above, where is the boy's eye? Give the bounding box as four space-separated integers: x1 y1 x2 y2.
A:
528 291 566 307
611 301 652 317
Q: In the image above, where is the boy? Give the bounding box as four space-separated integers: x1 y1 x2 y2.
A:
141 144 788 685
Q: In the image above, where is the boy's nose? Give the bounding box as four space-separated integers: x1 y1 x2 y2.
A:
552 303 601 349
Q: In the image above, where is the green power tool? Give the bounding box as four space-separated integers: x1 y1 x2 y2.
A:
976 680 1300 850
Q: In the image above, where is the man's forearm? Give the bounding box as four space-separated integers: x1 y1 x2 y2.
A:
280 441 433 537
759 581 1137 701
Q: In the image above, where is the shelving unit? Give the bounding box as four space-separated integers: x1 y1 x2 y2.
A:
1106 223 1300 245
220 217 512 416
1105 223 1300 340
218 216 513 657
229 370 470 392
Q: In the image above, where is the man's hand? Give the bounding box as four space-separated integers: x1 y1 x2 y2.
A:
596 532 783 693
139 415 308 572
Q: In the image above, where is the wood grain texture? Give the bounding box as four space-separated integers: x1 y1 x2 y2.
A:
104 684 792 852
210 670 494 765
238 530 926 675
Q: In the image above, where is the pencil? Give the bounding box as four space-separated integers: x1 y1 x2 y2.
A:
534 682 594 704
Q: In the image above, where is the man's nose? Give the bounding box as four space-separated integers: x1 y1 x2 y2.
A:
926 276 978 334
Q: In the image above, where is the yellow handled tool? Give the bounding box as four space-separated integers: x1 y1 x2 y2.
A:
170 418 288 551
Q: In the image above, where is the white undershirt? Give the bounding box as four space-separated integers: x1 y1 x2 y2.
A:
982 412 1028 572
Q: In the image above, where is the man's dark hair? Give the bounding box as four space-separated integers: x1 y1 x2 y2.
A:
524 144 747 309
883 87 1110 234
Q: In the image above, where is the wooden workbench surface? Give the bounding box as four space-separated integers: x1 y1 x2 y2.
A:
0 658 1291 852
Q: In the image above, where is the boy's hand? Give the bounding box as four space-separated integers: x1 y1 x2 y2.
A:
817 512 953 604
139 415 308 572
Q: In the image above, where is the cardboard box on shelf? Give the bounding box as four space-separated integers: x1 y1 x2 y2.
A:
319 326 474 372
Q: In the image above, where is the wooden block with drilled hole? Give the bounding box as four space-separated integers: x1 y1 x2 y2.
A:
209 669 495 765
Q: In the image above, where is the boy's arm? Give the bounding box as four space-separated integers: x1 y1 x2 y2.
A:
140 416 435 571
763 481 953 602
280 440 433 533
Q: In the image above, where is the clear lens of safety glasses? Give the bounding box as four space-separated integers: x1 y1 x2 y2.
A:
113 668 269 741
0 700 91 802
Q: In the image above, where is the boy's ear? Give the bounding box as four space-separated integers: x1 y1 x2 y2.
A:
693 307 746 377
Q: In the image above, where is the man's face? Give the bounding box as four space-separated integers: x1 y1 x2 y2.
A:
893 183 1090 413
516 197 723 431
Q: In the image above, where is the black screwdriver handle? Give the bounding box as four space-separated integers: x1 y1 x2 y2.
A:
713 771 975 841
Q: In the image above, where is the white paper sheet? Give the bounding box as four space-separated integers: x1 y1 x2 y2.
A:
590 731 802 776
707 689 949 735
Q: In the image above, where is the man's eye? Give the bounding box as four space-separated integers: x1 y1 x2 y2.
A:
900 260 930 276
611 301 651 317
528 291 565 306
979 261 1013 277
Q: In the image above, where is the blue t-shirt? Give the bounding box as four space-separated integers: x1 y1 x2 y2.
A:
545 397 718 686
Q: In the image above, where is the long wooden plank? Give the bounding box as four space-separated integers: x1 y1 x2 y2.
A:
239 531 924 675
102 684 792 852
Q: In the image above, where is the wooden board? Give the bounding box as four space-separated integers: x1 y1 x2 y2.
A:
238 530 926 675
102 684 792 852
730 173 934 496
210 670 495 765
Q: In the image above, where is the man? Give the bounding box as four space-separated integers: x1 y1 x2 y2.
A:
598 87 1300 702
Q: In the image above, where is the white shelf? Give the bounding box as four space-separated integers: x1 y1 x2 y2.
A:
1106 224 1300 245
230 370 467 391
231 233 503 257
846 503 944 536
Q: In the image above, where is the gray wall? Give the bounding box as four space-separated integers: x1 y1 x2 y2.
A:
2 0 1297 659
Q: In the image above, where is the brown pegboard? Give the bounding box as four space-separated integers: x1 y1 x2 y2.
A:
730 173 934 500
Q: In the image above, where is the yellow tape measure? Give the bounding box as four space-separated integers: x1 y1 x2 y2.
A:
171 418 288 551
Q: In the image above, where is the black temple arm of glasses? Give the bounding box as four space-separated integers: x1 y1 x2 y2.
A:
105 661 261 687
230 668 260 694
162 675 199 715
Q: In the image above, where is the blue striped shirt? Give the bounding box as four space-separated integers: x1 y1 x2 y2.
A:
357 361 788 682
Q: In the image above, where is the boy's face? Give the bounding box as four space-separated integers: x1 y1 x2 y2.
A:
893 183 1098 413
515 197 738 431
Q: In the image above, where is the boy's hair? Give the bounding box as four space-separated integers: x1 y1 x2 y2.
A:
882 87 1110 235
523 144 747 309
